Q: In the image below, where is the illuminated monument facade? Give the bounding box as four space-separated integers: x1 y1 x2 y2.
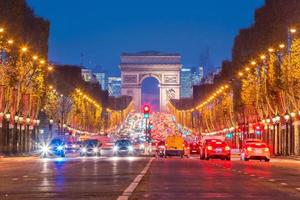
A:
120 52 181 112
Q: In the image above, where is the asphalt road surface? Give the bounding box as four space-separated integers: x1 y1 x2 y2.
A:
130 156 300 200
0 156 149 200
1 156 300 200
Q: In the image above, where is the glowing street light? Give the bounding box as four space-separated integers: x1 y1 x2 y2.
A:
279 44 285 49
21 47 28 52
290 28 296 33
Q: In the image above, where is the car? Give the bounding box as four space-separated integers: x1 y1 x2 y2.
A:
200 140 231 160
243 138 262 145
183 141 190 158
113 139 134 156
189 141 200 154
41 138 66 158
155 141 166 157
80 139 102 157
200 139 223 159
165 135 185 158
240 142 270 162
64 141 79 152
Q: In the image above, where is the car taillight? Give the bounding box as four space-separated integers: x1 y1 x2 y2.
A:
225 146 230 151
264 147 269 152
247 147 252 151
187 147 190 150
207 146 213 150
182 144 185 147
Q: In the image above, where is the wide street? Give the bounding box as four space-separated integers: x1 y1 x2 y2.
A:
1 155 300 200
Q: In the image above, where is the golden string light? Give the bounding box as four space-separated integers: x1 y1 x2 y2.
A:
196 84 229 110
0 26 53 71
75 88 101 109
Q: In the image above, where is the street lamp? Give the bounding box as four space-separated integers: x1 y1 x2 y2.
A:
4 113 10 154
49 119 54 139
284 111 290 156
290 112 296 155
25 117 30 153
13 114 19 154
18 117 24 153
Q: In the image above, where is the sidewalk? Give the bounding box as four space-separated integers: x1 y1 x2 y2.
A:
272 156 300 161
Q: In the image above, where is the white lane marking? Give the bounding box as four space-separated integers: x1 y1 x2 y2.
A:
259 177 264 179
280 182 288 186
22 175 28 178
250 174 255 177
268 179 275 182
117 158 154 200
296 188 300 191
11 178 18 181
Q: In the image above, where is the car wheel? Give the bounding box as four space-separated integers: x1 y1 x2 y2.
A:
61 153 65 157
265 158 270 162
244 158 249 161
226 157 231 161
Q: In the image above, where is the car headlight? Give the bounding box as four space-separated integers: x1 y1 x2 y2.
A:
41 145 50 153
113 146 118 151
72 144 76 148
140 144 145 149
57 146 64 151
81 148 87 153
93 148 98 153
128 146 133 151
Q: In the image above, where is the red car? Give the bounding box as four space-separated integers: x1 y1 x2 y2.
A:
189 142 200 154
200 140 231 160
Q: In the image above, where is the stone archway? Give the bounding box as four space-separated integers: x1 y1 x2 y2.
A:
120 52 181 112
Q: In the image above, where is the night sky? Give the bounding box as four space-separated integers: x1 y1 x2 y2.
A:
27 0 264 76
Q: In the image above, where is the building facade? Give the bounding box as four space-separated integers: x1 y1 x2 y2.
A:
108 77 122 97
180 68 192 98
95 72 107 90
81 68 97 83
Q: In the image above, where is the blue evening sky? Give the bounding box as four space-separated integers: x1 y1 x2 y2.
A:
27 0 264 76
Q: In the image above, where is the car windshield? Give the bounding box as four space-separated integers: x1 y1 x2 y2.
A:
83 140 99 147
116 140 131 146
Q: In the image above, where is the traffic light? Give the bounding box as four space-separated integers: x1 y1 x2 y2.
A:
149 120 153 129
143 105 150 119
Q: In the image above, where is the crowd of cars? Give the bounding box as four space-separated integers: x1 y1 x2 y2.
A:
152 137 271 162
39 137 139 158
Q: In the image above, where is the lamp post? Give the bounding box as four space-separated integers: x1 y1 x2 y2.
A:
266 117 271 146
290 112 296 155
5 112 11 154
284 111 290 156
36 119 40 148
49 118 53 140
26 117 30 153
0 112 4 153
18 117 24 153
13 114 19 154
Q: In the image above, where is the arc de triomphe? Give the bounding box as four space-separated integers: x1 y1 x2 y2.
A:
120 52 181 112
